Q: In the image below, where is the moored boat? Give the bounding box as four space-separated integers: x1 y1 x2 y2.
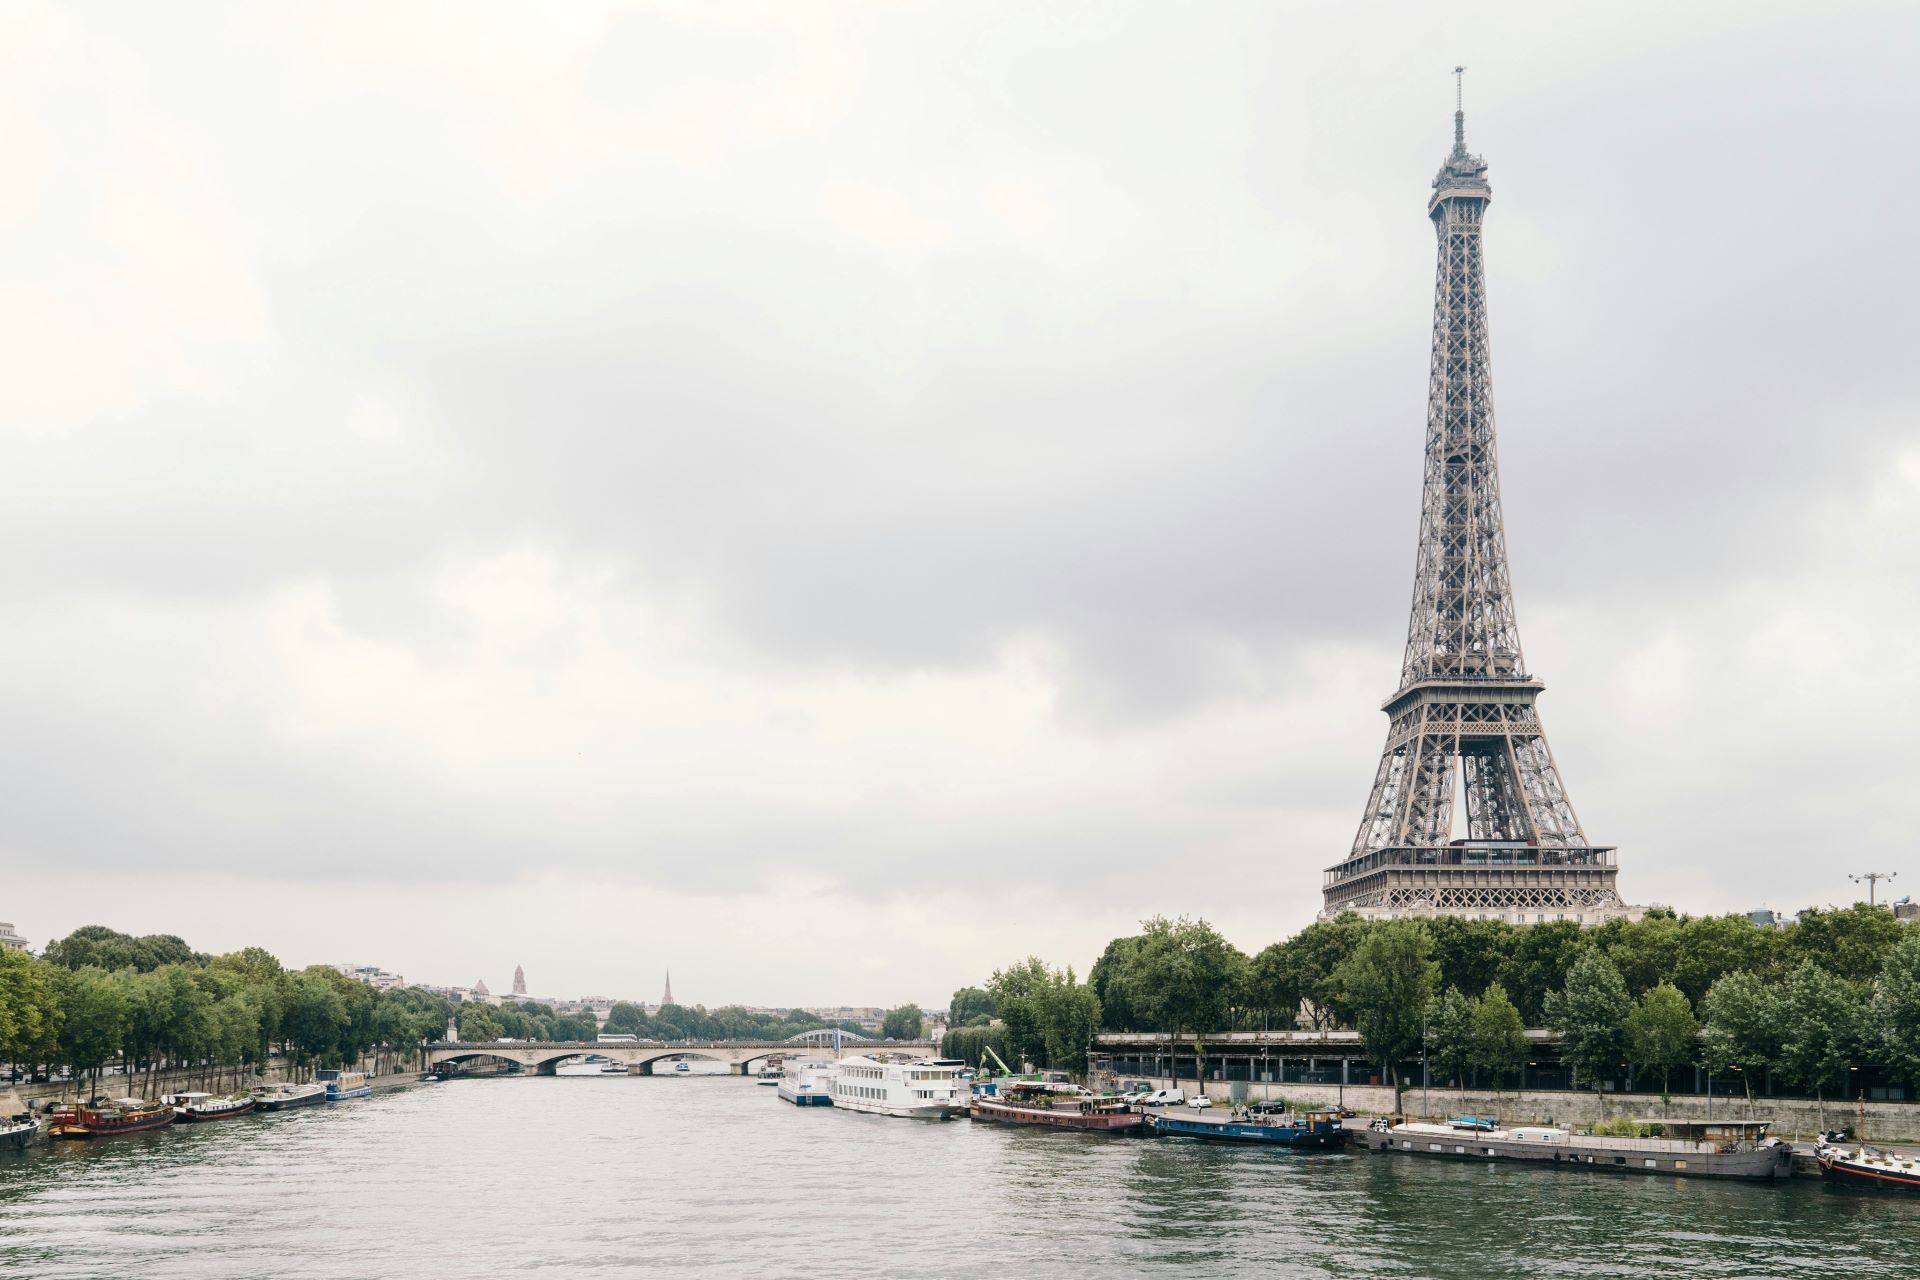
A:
777 1061 837 1107
252 1082 328 1112
1148 1104 1343 1147
167 1092 257 1122
1 1093 35 1152
1815 1136 1920 1193
830 1056 967 1119
318 1070 371 1102
968 1081 1145 1133
47 1097 177 1139
1357 1116 1792 1180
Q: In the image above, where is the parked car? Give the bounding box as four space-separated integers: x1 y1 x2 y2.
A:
1188 1095 1212 1109
1133 1088 1185 1107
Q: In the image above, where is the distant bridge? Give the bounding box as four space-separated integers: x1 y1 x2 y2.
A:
427 1039 937 1077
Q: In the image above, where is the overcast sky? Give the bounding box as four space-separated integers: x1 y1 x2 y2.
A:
4 1 1916 1007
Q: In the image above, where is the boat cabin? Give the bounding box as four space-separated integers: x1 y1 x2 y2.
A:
1635 1119 1773 1148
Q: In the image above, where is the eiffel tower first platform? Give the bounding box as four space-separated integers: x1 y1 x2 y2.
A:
1321 79 1633 927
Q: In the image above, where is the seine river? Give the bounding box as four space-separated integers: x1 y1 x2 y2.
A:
2 1075 1916 1279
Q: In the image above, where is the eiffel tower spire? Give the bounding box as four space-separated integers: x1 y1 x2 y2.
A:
1322 81 1628 926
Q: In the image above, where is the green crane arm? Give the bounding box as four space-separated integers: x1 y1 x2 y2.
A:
980 1044 1013 1076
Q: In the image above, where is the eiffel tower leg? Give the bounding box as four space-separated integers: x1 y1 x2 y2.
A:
1507 734 1584 847
1398 732 1457 848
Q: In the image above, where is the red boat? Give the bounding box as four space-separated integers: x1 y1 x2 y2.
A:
47 1097 178 1139
969 1082 1146 1133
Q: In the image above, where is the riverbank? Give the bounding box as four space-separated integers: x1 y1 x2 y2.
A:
9 1063 426 1111
1127 1077 1920 1143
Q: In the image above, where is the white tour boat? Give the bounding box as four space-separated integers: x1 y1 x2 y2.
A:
776 1060 839 1107
828 1056 967 1120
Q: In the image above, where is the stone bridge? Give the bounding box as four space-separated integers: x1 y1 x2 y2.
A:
426 1039 938 1077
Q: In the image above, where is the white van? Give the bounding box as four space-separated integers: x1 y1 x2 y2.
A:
1134 1087 1186 1107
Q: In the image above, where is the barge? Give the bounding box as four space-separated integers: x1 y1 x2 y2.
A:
1148 1104 1343 1147
167 1092 257 1122
47 1097 177 1139
252 1082 328 1112
969 1082 1145 1133
1357 1116 1792 1180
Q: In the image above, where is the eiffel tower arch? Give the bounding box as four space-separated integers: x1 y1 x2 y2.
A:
1321 79 1635 927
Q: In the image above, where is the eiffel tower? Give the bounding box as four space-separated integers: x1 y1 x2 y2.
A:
1321 74 1629 926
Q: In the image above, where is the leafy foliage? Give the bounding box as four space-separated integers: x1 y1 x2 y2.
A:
1544 948 1631 1090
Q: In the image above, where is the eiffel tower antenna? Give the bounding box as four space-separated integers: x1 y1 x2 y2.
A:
1320 89 1630 926
1453 66 1467 150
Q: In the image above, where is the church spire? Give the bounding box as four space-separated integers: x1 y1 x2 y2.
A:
662 970 674 1006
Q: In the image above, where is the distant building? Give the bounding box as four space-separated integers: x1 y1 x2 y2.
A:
1746 909 1789 928
474 977 491 1001
333 963 406 990
511 965 527 997
0 922 29 952
1895 898 1918 923
662 971 675 1006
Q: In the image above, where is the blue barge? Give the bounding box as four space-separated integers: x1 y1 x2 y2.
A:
1147 1106 1343 1148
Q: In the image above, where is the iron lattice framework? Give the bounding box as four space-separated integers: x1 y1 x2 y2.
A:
1321 89 1625 922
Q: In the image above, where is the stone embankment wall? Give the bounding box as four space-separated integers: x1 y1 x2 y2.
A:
1132 1077 1920 1143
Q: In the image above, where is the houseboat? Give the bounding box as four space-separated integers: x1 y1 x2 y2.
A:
167 1092 257 1122
1148 1104 1343 1147
969 1081 1145 1133
47 1097 177 1139
252 1081 328 1111
830 1056 967 1119
1357 1116 1792 1180
1815 1135 1920 1193
777 1061 838 1107
318 1070 371 1101
1 1093 34 1152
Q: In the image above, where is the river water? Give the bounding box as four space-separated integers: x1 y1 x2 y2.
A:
2 1075 1915 1279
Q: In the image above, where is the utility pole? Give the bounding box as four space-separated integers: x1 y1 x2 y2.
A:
1850 871 1897 906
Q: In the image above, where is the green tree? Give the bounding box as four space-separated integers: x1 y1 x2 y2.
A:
1087 937 1142 1031
1498 920 1586 1024
1243 941 1302 1032
1873 930 1920 1090
1333 919 1438 1110
1625 981 1698 1097
1116 917 1246 1091
947 987 996 1029
987 957 1052 1068
1788 905 1904 986
1777 959 1866 1123
1699 970 1781 1109
1606 912 1682 998
1469 982 1529 1094
1423 986 1475 1088
1544 948 1631 1094
58 966 130 1095
283 970 349 1074
881 1005 924 1040
1427 916 1514 1001
456 1002 502 1043
1269 914 1369 1031
1034 971 1101 1076
1674 913 1780 1003
0 949 62 1076
941 1022 1013 1071
604 1002 648 1035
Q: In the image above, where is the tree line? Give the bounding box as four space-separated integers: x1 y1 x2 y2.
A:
935 905 1920 1107
1 925 455 1097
